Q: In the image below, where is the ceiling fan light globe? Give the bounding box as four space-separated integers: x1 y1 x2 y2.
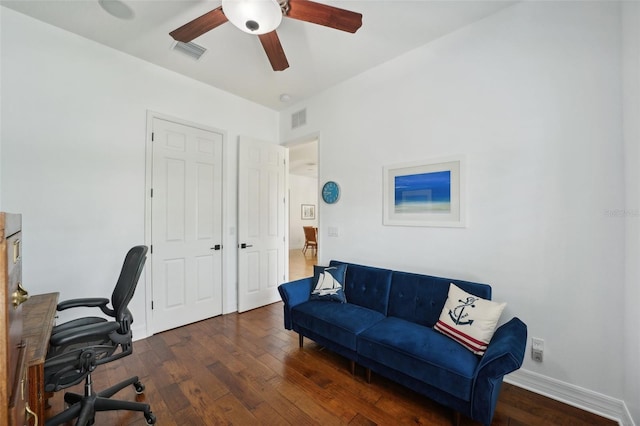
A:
222 0 282 35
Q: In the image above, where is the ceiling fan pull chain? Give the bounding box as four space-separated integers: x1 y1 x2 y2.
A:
279 0 290 15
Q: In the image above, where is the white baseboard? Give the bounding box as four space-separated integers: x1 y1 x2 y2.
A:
505 369 635 426
132 323 149 341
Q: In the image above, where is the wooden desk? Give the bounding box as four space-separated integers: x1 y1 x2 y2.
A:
22 292 58 426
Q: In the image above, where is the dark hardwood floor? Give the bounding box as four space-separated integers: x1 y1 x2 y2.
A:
45 301 617 426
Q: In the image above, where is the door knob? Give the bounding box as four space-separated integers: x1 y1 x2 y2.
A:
240 243 253 249
211 244 222 250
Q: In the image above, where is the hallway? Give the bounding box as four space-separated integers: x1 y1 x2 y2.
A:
289 248 315 280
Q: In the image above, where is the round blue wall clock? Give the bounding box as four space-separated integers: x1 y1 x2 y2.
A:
322 181 340 204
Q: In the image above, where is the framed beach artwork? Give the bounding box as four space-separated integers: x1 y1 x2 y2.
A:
383 156 466 227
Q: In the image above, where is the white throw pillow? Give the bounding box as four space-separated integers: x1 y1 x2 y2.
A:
434 283 506 355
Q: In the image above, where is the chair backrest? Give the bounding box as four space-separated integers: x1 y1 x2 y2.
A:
111 245 148 324
44 246 148 392
303 226 317 243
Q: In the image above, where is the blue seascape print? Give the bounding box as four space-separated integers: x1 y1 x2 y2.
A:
394 171 451 213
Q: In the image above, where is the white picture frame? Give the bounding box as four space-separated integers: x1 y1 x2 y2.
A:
383 156 466 227
301 204 316 220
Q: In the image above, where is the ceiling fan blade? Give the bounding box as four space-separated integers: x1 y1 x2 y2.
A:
258 31 290 71
286 0 362 33
170 6 228 43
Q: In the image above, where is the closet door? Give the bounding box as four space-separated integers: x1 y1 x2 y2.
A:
237 136 287 313
150 119 224 333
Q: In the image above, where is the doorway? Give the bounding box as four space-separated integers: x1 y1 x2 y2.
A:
287 137 318 280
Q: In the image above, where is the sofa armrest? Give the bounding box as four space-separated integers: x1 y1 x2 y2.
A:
477 317 527 374
471 317 527 425
278 277 313 329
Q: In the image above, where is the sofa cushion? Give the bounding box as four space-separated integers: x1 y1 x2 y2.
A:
358 317 480 401
330 261 392 315
434 283 506 355
310 264 347 303
388 271 492 327
292 301 385 351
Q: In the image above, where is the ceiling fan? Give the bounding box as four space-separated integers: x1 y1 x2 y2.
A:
170 0 363 71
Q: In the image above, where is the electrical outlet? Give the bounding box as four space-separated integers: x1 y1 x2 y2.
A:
532 350 543 362
531 337 544 351
531 337 544 362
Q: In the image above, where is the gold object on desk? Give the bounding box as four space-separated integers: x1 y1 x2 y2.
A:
12 282 30 309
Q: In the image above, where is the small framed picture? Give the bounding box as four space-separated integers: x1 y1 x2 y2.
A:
301 204 316 220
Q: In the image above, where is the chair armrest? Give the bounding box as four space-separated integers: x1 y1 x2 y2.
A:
278 277 313 329
471 317 527 424
57 297 117 317
57 297 110 311
49 321 120 347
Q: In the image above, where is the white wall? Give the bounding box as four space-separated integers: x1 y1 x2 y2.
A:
289 175 318 249
281 0 632 422
0 7 279 335
622 1 640 423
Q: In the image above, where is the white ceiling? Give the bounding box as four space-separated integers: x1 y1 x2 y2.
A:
1 0 516 111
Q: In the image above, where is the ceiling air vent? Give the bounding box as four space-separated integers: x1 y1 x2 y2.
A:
172 41 207 60
291 108 307 129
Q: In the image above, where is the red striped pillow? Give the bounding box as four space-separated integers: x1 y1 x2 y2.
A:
434 283 506 356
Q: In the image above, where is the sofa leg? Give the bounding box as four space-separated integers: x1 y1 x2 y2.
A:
349 360 355 375
452 411 461 426
299 334 303 348
365 368 371 384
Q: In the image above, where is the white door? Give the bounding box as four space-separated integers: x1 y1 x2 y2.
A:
237 136 287 313
151 117 223 333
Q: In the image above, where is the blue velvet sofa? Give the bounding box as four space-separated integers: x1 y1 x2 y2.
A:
278 260 527 426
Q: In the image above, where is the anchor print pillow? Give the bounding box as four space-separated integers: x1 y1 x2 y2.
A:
434 283 506 355
310 264 347 303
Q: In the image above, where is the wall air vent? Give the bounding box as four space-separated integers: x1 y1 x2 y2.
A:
172 41 207 60
291 108 307 129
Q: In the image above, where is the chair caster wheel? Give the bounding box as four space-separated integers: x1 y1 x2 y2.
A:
134 381 145 394
145 412 157 424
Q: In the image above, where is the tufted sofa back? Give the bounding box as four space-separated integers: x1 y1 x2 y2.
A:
389 271 492 327
329 260 392 316
328 260 492 327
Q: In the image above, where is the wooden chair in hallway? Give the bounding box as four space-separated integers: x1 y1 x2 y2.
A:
302 226 318 256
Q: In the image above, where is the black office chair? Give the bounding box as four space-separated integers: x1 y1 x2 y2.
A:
44 245 156 426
